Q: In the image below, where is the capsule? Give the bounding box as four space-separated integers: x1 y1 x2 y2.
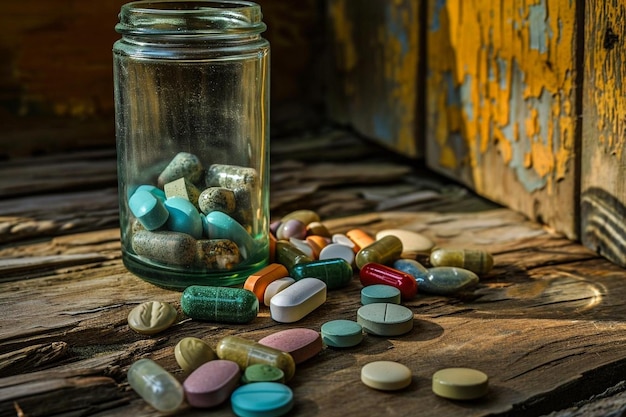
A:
393 258 429 281
181 285 259 324
280 209 320 226
421 267 479 295
275 241 313 273
355 235 403 269
291 258 353 290
346 228 375 253
132 230 196 266
430 248 494 274
216 335 296 381
127 359 184 413
359 263 417 299
205 164 258 190
244 263 289 302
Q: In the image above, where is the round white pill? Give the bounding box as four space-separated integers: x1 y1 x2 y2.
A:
361 361 412 391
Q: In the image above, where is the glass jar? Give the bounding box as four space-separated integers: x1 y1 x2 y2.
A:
113 0 270 290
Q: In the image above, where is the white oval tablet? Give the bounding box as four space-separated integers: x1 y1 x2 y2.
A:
376 229 434 252
288 237 315 258
264 277 296 306
270 278 327 323
331 233 355 249
318 242 355 265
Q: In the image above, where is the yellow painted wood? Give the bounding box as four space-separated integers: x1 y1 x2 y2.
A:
327 0 422 157
581 0 626 267
426 0 581 239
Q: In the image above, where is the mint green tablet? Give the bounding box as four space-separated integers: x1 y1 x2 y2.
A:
356 303 414 336
361 284 401 305
321 319 363 348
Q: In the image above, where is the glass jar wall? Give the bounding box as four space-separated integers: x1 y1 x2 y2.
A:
113 0 270 290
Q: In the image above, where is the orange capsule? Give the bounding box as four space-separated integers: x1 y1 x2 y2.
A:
305 235 330 259
346 229 375 254
244 263 289 302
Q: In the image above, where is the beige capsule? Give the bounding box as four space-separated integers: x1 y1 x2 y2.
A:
429 248 494 274
175 337 216 373
128 301 178 335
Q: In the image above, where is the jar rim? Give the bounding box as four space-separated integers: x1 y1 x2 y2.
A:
116 0 266 37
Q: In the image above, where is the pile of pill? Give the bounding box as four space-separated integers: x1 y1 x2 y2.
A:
127 152 264 271
126 208 495 415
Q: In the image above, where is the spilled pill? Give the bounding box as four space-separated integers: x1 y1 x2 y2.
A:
263 277 295 306
360 284 401 305
321 319 363 348
357 303 414 336
430 248 494 274
181 285 259 324
258 328 322 364
184 359 241 408
361 361 412 391
216 335 296 381
174 337 216 373
244 263 289 302
230 382 294 417
291 258 353 290
376 229 434 252
127 301 177 335
432 367 489 400
270 277 327 323
127 358 184 412
359 262 417 299
355 235 403 269
241 364 285 384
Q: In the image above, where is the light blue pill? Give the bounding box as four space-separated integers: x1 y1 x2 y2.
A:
231 382 293 417
205 211 255 259
164 197 203 239
393 259 429 282
361 284 401 305
128 189 169 230
321 319 363 348
135 184 166 201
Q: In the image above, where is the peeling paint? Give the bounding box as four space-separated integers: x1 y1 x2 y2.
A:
426 0 579 238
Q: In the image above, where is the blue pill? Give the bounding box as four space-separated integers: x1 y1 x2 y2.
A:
164 197 203 239
135 184 166 201
205 211 256 259
393 259 429 282
230 382 293 417
128 189 169 230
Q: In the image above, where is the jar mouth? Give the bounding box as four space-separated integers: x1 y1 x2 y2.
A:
116 0 266 37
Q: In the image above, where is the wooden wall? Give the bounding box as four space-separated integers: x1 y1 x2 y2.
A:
581 0 626 267
425 0 581 241
0 0 325 158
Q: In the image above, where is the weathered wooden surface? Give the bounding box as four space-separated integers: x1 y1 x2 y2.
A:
2 128 626 416
326 0 422 157
425 0 581 240
580 0 626 268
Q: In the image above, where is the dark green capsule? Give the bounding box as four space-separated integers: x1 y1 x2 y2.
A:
355 235 403 269
291 258 353 290
275 241 313 273
181 285 258 324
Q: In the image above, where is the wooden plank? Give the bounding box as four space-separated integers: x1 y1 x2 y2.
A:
425 0 582 240
326 0 422 157
580 0 626 268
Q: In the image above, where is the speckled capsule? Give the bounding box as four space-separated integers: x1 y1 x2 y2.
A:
430 248 494 274
132 230 196 266
127 358 184 413
157 152 204 187
421 267 479 295
393 259 429 282
198 187 236 215
280 209 320 226
216 335 296 381
181 286 259 324
291 258 353 290
194 239 240 269
205 164 258 190
275 241 313 273
355 235 403 269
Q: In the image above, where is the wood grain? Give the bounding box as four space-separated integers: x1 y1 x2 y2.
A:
1 128 626 416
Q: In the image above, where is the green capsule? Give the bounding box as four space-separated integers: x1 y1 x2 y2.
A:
181 286 259 324
216 335 296 381
429 248 494 274
275 241 313 273
355 235 403 269
291 258 353 290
